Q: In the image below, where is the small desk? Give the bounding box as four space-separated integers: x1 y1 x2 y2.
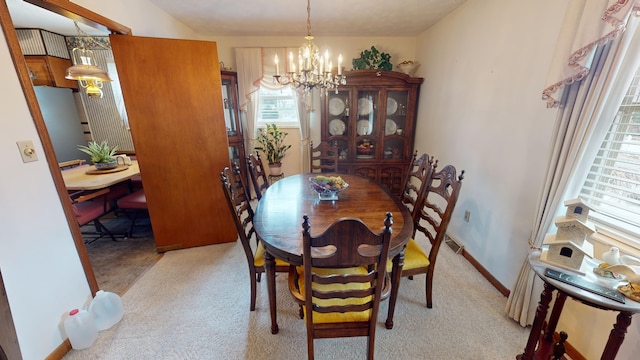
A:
62 161 141 191
517 251 640 360
254 173 413 334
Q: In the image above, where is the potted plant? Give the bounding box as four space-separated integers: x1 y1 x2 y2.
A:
78 140 119 170
255 123 291 175
352 46 393 71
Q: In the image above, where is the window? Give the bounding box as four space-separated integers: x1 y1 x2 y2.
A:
257 86 299 126
579 67 640 246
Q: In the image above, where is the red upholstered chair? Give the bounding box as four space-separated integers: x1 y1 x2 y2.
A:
116 189 149 237
70 188 115 243
289 213 393 360
220 165 290 311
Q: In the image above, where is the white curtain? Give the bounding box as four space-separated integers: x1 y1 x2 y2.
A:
235 47 311 170
298 90 314 173
235 48 263 153
506 0 640 326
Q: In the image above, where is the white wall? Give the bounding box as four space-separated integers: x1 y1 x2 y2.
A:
0 1 200 358
414 0 638 359
4 0 636 358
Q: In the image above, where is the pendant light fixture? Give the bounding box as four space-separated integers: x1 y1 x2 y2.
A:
273 0 346 95
65 22 112 98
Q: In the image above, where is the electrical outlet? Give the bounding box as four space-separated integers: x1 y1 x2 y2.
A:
464 210 470 223
16 140 38 163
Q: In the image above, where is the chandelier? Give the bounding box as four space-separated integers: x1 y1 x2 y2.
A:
65 22 112 99
273 0 346 95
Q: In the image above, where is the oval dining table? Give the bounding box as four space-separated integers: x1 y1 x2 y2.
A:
253 173 414 334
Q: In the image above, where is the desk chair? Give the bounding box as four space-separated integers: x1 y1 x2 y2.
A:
70 188 115 243
246 152 269 200
289 213 393 360
220 166 290 311
116 189 149 237
58 159 86 170
310 141 339 173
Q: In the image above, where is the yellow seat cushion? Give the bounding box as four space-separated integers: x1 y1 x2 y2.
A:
254 241 289 267
295 266 373 324
386 238 430 273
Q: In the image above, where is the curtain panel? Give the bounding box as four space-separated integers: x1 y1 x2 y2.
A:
542 0 639 108
507 1 640 326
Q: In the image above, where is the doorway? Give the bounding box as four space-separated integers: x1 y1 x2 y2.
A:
1 0 135 295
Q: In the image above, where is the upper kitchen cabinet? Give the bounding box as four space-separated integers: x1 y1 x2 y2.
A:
321 70 423 195
16 28 77 89
25 55 77 89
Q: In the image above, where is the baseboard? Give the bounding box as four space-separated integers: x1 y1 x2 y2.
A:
45 339 71 360
453 246 586 360
456 245 510 297
553 331 586 360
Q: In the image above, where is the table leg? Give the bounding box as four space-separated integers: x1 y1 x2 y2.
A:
601 311 632 360
516 281 555 360
385 249 405 329
264 250 279 334
543 291 567 342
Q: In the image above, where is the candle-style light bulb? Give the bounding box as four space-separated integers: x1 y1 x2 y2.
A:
274 54 279 75
338 54 343 75
289 52 294 73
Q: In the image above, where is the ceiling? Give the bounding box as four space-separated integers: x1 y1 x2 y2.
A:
7 0 467 37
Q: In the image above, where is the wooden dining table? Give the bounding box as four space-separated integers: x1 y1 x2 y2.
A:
62 160 141 191
253 173 414 334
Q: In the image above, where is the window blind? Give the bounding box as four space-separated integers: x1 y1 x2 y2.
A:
580 69 640 233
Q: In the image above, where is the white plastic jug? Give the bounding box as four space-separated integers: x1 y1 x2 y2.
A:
88 290 124 331
64 309 98 349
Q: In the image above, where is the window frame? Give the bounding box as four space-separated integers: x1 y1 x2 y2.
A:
256 86 300 128
579 67 640 251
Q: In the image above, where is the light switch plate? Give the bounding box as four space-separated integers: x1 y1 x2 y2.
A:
17 140 38 163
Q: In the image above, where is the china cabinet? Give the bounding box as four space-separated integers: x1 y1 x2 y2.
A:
221 71 247 182
321 70 423 195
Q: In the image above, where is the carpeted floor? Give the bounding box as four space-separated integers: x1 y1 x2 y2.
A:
82 214 161 296
63 230 530 359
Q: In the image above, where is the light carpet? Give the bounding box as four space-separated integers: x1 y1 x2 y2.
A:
63 231 530 359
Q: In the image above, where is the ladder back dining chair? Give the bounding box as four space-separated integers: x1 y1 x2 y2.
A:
246 152 269 200
310 141 339 173
398 163 464 309
289 213 393 360
220 166 291 311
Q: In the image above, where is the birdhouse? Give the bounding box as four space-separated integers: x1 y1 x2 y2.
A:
563 198 593 224
540 198 596 274
541 234 594 275
554 217 595 248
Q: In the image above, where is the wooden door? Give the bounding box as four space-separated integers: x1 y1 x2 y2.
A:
110 35 236 251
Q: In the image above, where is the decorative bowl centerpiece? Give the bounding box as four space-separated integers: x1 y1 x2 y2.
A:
397 60 419 76
309 175 349 201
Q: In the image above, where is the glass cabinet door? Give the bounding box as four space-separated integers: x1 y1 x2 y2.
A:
221 77 237 137
326 90 351 161
355 90 378 160
383 90 409 160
